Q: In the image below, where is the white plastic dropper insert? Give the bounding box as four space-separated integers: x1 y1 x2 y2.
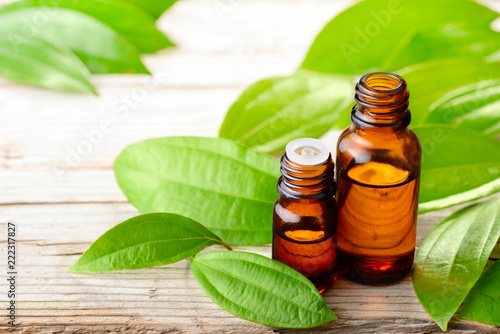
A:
285 138 330 166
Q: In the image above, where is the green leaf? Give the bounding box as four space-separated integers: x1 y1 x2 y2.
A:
382 22 500 71
0 7 148 74
460 259 500 326
114 137 280 246
424 80 500 135
219 72 353 153
122 0 177 20
400 58 500 125
301 0 499 74
0 0 172 54
0 35 95 93
414 125 500 213
190 251 336 328
413 197 500 331
70 213 228 272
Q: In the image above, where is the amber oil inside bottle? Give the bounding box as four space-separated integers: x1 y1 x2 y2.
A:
336 72 422 285
272 138 338 293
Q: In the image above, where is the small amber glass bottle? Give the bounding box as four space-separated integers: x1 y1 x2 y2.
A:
336 72 421 285
273 138 338 293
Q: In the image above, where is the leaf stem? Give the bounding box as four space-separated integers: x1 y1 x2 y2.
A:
221 241 233 251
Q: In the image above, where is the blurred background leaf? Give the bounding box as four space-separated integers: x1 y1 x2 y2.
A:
122 0 177 20
0 0 178 92
301 0 499 74
382 22 500 71
0 8 148 74
0 0 173 54
0 35 95 93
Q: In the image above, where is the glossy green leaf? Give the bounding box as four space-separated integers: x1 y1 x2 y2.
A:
190 251 336 328
301 0 499 74
400 58 500 125
114 137 280 246
0 0 172 54
460 259 500 326
413 197 500 330
383 22 500 71
414 125 500 213
70 213 228 272
122 0 177 20
219 72 353 153
424 80 500 135
0 7 148 74
0 35 95 93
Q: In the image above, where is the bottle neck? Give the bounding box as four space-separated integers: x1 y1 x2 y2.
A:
277 153 335 201
351 72 411 130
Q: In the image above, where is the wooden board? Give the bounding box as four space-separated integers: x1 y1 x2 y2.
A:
1 0 499 332
1 201 499 333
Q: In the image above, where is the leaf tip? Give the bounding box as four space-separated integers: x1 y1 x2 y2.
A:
67 264 78 273
434 316 450 331
328 310 337 321
68 258 87 273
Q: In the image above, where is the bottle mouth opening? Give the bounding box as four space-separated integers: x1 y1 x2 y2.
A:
356 72 408 105
352 72 410 128
360 72 405 94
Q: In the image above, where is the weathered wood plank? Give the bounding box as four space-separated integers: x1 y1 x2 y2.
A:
1 202 499 332
0 87 238 172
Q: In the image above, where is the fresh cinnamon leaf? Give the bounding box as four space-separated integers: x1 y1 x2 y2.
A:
114 137 280 246
413 197 500 330
190 251 336 328
70 213 228 272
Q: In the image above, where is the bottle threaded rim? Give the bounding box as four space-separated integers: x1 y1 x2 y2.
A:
277 140 335 200
352 72 411 128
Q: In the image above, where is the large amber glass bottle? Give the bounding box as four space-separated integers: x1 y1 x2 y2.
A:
336 72 421 285
273 138 338 293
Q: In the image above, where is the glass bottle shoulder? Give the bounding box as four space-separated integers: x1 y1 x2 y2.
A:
336 125 422 179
